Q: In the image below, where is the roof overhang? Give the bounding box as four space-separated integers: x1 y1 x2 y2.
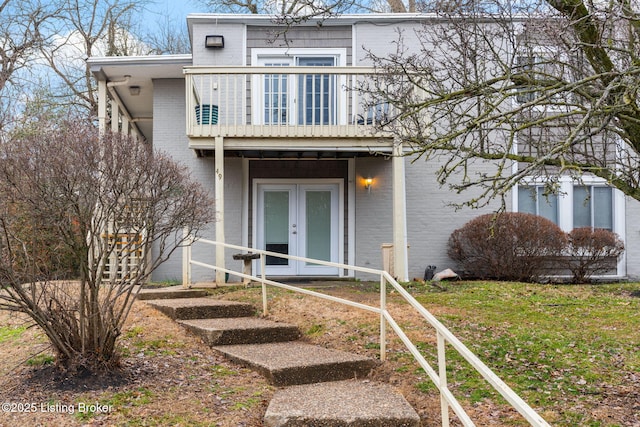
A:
88 54 193 143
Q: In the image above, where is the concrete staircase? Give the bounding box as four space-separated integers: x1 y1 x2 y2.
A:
140 287 420 426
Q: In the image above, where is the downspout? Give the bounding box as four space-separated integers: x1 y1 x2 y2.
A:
107 75 131 88
105 75 145 140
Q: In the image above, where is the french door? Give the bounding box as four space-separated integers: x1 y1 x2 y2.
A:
255 181 341 276
257 55 338 126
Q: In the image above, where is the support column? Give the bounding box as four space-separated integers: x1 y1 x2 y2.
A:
111 99 119 132
215 136 226 285
98 80 108 134
121 115 130 135
392 141 409 282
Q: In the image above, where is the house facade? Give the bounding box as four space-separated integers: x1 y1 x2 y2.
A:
89 13 639 283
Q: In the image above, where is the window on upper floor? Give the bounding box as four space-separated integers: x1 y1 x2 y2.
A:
514 49 580 106
254 49 345 126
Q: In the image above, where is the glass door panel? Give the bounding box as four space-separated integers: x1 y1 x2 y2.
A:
297 57 336 125
305 191 332 264
298 184 339 275
264 190 290 265
257 184 297 276
262 61 291 125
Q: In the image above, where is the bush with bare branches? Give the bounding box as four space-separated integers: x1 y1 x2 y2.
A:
566 228 624 283
0 119 214 372
448 212 567 282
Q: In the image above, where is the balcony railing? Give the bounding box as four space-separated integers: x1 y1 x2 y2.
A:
184 66 392 144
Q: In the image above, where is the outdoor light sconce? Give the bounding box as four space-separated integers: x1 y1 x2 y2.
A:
364 177 373 193
128 85 141 96
205 35 224 48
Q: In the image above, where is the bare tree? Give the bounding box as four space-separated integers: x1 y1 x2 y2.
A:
0 0 61 128
0 0 57 92
0 118 214 372
143 8 191 54
38 0 151 117
361 0 640 205
200 0 421 21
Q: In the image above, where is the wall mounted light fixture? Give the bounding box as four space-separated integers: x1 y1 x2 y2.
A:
205 35 224 48
128 85 141 96
364 177 373 193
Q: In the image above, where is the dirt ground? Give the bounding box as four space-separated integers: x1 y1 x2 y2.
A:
0 282 638 426
0 299 273 427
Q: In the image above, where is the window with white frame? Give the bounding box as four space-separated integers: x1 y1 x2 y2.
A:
517 182 616 231
263 61 290 125
573 185 613 230
517 185 559 224
514 50 577 105
515 178 623 276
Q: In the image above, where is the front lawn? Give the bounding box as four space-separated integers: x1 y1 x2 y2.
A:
216 280 640 426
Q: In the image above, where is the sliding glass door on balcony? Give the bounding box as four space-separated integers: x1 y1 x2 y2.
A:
297 57 336 125
257 56 339 126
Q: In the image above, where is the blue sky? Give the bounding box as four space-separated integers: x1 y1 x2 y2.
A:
141 0 200 32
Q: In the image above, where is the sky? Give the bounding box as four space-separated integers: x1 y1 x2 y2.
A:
140 0 198 33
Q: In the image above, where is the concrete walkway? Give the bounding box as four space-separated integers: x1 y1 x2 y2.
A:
139 286 420 427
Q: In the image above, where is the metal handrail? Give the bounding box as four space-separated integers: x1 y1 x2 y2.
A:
186 238 550 427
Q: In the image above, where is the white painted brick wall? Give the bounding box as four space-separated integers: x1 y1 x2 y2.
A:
151 79 243 283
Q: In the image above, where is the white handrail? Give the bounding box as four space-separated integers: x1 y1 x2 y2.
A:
187 238 550 427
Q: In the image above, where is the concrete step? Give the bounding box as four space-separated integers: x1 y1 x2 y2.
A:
137 286 208 301
145 298 255 320
212 342 378 386
264 380 420 427
178 317 301 346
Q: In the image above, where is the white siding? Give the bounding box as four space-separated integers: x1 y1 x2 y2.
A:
192 22 246 66
625 196 640 280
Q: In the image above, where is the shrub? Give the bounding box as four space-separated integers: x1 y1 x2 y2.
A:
448 212 567 282
567 228 624 283
0 119 214 372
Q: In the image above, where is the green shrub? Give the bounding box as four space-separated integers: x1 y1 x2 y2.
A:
448 212 567 282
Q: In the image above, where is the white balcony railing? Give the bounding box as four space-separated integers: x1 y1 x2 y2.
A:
184 66 391 141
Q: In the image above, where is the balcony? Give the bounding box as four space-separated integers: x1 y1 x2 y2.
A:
184 66 393 154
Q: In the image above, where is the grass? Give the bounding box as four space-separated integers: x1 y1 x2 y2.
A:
120 330 186 357
405 281 640 424
215 280 639 426
75 387 154 421
0 325 27 343
25 354 55 366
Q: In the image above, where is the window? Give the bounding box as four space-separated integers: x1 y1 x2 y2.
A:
518 186 558 224
263 62 290 125
517 183 615 231
573 186 613 230
297 57 336 125
515 179 623 276
253 48 346 126
514 53 572 105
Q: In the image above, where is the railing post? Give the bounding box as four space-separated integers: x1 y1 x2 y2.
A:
182 230 192 289
438 331 450 427
380 274 387 362
261 253 268 316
